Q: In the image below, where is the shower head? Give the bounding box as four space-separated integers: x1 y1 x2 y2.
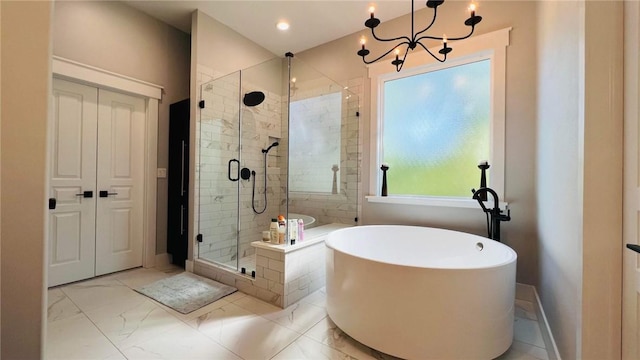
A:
262 141 279 154
243 91 265 107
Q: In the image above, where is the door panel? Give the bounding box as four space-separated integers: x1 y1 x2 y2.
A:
48 79 98 287
51 212 81 262
95 89 145 276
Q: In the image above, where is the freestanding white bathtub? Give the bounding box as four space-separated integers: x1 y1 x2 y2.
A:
326 225 517 359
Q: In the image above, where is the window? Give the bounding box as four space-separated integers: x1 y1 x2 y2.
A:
368 28 510 205
289 92 341 193
382 59 490 197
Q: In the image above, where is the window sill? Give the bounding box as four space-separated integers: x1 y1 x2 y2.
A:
365 195 508 211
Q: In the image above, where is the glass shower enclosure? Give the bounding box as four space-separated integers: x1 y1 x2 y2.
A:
196 55 359 276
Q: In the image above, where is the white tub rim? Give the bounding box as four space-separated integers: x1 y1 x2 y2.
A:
326 225 517 271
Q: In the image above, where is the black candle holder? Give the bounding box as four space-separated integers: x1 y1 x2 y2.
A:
380 164 389 196
477 161 490 201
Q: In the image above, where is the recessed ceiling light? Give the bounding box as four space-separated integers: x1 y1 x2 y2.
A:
276 21 290 31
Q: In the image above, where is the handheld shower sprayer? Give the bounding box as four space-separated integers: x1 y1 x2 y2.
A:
252 141 279 214
262 141 279 153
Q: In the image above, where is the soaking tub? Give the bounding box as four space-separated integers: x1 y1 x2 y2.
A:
325 225 517 359
288 212 316 229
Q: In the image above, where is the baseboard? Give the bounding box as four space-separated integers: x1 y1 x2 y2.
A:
516 282 536 302
185 259 194 272
532 286 562 360
154 253 171 268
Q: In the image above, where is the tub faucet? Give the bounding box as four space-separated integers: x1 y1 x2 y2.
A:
471 187 511 242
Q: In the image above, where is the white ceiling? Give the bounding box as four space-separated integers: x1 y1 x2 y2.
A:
123 0 415 56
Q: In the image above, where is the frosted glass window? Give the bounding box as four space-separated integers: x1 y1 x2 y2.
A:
289 92 341 193
382 59 490 197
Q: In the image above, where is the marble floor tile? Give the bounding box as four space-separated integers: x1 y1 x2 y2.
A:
515 299 538 321
47 288 81 323
187 302 256 334
46 266 554 360
121 322 241 360
232 294 282 316
497 340 550 360
85 298 185 350
60 276 146 313
272 335 357 360
46 313 125 360
513 316 546 348
305 317 401 360
263 301 327 333
300 288 327 308
223 290 248 303
199 314 301 360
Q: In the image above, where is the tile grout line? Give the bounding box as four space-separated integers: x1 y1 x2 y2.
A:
55 287 130 360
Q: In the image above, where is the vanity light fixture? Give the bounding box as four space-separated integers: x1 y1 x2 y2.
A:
357 1 483 72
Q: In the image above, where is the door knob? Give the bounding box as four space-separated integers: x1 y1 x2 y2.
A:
99 190 118 198
627 244 640 254
75 191 93 198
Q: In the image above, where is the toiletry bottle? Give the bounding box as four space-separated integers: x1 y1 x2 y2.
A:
297 218 304 242
277 215 286 244
288 219 297 245
269 219 278 244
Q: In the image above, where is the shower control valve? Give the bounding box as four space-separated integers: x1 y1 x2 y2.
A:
240 168 251 180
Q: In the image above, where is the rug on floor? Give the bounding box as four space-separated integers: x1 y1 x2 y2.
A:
135 272 237 314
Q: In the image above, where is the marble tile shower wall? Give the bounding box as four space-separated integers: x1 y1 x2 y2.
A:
288 77 362 226
196 65 285 266
196 68 240 265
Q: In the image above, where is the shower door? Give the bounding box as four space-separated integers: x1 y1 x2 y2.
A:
197 72 241 270
196 57 289 276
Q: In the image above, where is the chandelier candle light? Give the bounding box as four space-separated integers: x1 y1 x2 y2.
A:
357 0 483 72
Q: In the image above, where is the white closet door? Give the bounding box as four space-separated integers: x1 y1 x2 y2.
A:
95 89 145 276
48 79 98 287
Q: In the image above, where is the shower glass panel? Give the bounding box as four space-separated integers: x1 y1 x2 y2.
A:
197 57 287 275
197 71 241 271
287 57 359 227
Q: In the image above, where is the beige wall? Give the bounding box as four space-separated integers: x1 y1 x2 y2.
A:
536 2 582 358
194 10 275 76
1 1 52 357
53 0 191 255
537 1 623 359
581 1 623 358
297 1 539 285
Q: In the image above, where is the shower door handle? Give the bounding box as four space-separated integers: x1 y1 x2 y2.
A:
228 159 240 182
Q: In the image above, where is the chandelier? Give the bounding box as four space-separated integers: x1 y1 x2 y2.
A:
357 0 483 72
